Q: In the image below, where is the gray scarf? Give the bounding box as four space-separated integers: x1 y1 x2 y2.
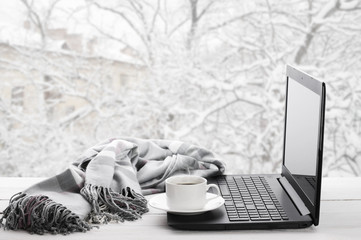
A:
0 138 225 234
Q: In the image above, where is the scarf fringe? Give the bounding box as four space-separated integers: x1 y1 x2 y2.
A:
80 184 149 224
0 193 92 235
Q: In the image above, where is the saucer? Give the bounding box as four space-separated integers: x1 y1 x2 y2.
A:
148 193 224 215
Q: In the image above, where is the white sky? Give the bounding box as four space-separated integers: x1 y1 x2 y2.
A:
0 0 147 63
0 0 171 44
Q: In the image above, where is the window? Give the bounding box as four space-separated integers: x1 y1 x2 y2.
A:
0 1 360 177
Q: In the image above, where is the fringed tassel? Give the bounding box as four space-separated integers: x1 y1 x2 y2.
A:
80 184 149 224
0 193 91 235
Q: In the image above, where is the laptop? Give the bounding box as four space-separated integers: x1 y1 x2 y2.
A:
167 65 326 230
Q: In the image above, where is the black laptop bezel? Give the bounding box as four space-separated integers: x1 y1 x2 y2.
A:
281 65 326 226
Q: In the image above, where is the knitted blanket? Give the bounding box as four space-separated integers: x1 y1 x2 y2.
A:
0 138 225 235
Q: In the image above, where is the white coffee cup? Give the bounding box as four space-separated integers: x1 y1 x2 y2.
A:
165 175 221 210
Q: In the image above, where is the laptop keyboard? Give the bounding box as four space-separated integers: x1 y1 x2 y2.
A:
217 176 289 222
305 176 316 189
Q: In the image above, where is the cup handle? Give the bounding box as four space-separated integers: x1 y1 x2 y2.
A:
206 184 221 202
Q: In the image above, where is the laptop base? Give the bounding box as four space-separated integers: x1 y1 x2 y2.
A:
167 174 313 230
167 209 313 230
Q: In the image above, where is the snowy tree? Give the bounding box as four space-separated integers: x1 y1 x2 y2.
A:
0 0 360 177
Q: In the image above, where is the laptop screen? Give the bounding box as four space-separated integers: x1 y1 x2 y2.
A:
282 65 325 226
283 77 321 204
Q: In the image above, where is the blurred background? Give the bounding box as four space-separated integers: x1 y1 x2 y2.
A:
0 0 360 177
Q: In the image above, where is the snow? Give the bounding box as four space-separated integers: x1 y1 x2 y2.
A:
0 0 361 177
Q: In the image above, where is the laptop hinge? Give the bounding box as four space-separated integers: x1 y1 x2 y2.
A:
279 177 310 216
